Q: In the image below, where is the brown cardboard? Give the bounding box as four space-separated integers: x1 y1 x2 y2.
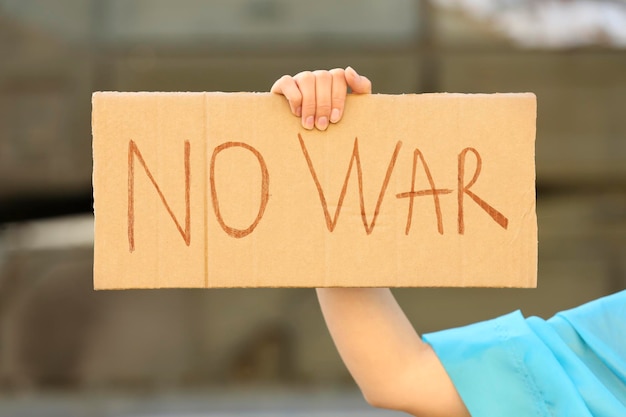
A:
92 92 537 289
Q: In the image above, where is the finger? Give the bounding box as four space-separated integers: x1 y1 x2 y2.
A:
313 70 332 131
329 68 347 123
271 75 303 117
345 66 372 94
294 71 316 130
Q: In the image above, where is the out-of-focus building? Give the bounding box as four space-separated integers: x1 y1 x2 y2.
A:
0 1 625 415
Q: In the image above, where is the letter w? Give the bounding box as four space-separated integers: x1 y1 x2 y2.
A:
298 134 402 234
128 140 191 252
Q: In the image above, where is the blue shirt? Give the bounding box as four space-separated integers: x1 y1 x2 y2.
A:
423 290 626 417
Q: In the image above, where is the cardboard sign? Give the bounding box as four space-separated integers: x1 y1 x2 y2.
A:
92 92 537 289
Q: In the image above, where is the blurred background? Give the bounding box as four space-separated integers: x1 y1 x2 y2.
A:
1 0 626 415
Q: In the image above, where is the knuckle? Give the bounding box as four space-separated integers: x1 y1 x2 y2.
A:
313 70 332 81
291 89 303 99
317 104 332 114
295 71 314 82
302 102 317 113
287 91 303 104
331 97 345 106
274 75 292 89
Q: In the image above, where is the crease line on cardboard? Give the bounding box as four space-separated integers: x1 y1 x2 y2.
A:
203 93 209 288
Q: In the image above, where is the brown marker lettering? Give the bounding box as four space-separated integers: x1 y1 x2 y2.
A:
396 149 453 235
210 142 270 238
457 147 508 234
298 134 402 234
128 139 191 252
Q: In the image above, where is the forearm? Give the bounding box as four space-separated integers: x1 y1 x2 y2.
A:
316 288 424 395
316 288 469 417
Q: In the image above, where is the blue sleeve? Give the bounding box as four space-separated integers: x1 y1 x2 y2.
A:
422 290 626 417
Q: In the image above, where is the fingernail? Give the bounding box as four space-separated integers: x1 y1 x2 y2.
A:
316 116 329 131
304 116 314 130
296 106 302 117
330 108 341 123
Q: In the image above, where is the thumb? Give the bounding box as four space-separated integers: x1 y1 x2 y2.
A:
345 66 372 94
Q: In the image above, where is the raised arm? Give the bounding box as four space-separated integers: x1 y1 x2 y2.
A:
272 68 470 417
317 288 469 417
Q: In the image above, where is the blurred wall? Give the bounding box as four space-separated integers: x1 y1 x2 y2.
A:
1 0 625 393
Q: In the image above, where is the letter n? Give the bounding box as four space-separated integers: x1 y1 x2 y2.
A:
128 140 191 252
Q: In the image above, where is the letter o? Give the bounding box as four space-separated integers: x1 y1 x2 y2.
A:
210 142 270 238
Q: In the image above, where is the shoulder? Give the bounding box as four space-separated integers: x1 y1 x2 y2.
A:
550 290 626 344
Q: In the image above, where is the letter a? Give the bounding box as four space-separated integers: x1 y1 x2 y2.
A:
396 149 452 235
